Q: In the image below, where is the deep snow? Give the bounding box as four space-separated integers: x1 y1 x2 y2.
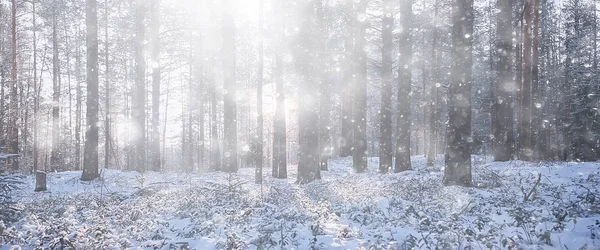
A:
1 156 600 249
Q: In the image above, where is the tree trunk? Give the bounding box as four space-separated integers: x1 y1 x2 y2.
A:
133 0 146 172
151 0 161 172
519 0 533 160
379 0 394 173
9 0 19 170
339 1 354 158
317 0 330 172
531 0 540 161
352 0 368 173
272 0 287 179
222 0 237 173
82 0 99 181
493 0 515 161
443 0 473 186
427 0 439 167
297 0 320 184
33 0 39 172
394 0 413 173
255 0 264 183
51 5 60 171
104 0 111 170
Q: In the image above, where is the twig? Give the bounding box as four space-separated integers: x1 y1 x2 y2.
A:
521 173 542 202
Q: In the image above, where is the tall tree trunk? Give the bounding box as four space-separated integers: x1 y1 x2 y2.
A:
51 5 60 171
443 0 473 186
352 0 368 173
9 0 19 170
272 0 287 179
255 0 264 183
317 0 331 172
339 1 354 157
82 0 99 181
379 0 394 173
531 0 540 161
75 28 82 171
493 0 515 161
151 0 161 172
427 0 439 167
133 0 146 172
33 0 39 172
519 0 533 160
394 0 413 173
222 0 237 173
297 0 320 184
104 0 111 170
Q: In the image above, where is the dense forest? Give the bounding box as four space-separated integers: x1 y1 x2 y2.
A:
1 0 598 183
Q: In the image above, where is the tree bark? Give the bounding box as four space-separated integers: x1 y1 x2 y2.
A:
379 0 394 173
151 0 161 172
352 0 368 173
493 0 515 161
133 0 146 172
427 0 439 167
82 0 99 181
222 0 238 173
395 0 413 173
255 0 264 183
443 0 473 186
272 0 287 179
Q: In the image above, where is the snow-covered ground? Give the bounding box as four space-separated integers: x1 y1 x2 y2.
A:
1 156 600 249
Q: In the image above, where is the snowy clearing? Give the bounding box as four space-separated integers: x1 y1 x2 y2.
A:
2 156 600 249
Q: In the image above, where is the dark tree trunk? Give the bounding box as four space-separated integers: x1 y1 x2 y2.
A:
297 0 320 184
104 0 111 170
51 6 60 171
531 0 540 161
352 0 368 173
151 0 161 172
222 0 237 173
493 0 515 161
443 0 473 186
82 0 99 181
427 0 439 167
519 0 533 160
9 0 19 170
133 0 146 172
339 1 354 158
317 0 330 172
272 0 286 179
255 0 264 183
394 0 413 173
379 0 394 173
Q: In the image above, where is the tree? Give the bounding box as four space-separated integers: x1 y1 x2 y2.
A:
379 0 394 173
255 0 264 184
519 0 533 160
222 0 238 173
317 0 331 172
339 1 354 158
352 0 368 173
493 0 515 161
426 0 440 167
51 2 61 171
272 0 287 179
82 0 99 181
150 0 161 172
444 0 473 186
394 0 413 173
133 0 146 172
297 0 320 184
9 0 19 170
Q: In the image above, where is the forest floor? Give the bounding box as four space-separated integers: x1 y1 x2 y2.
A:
1 156 600 249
